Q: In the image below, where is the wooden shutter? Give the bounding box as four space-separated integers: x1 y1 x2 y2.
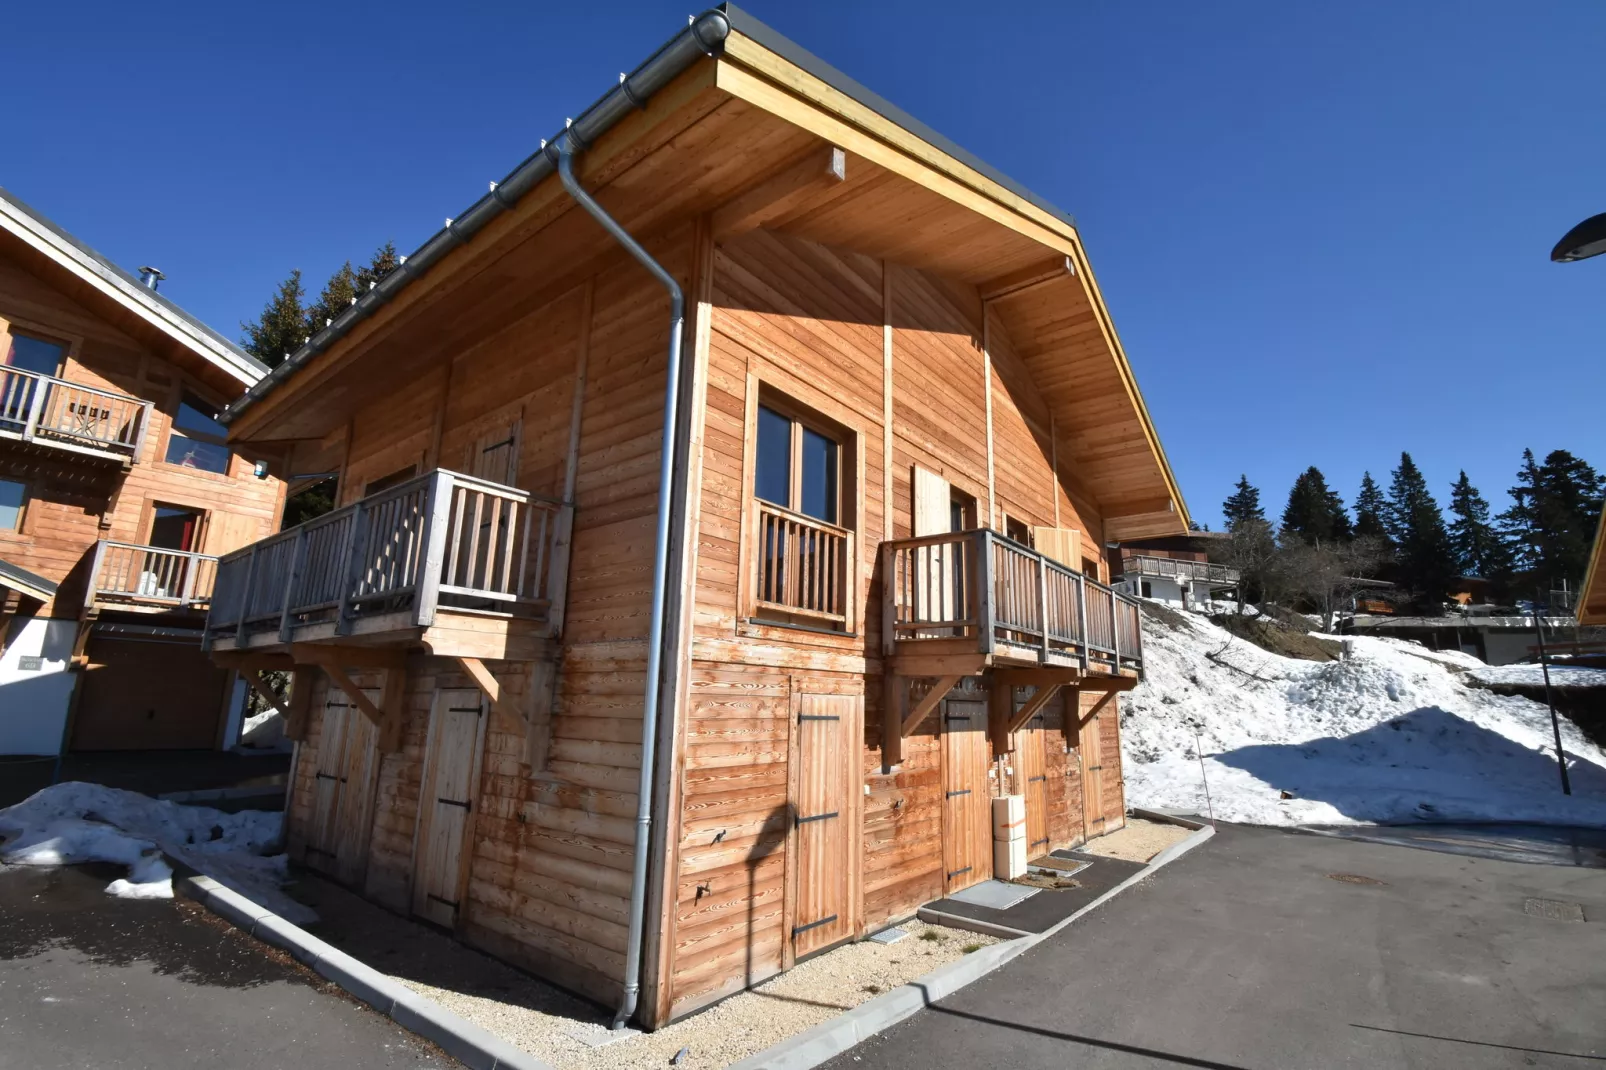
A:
1032 526 1082 571
912 466 957 628
941 697 991 894
413 688 488 928
791 693 859 958
203 511 267 557
467 418 521 486
912 465 950 536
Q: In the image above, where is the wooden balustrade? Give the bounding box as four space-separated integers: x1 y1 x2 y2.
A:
205 469 569 647
0 367 149 458
883 528 1143 672
88 540 217 610
754 501 851 627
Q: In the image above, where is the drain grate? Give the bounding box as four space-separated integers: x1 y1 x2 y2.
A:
1523 897 1586 922
1327 873 1387 886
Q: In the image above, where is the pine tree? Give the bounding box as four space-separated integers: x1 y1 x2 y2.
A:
354 241 400 292
1386 452 1455 607
1446 471 1508 579
1354 472 1390 543
1281 466 1352 544
1501 447 1606 594
1222 475 1265 532
240 270 309 368
305 261 360 338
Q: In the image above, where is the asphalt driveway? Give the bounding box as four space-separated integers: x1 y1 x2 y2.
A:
0 862 458 1070
824 823 1606 1069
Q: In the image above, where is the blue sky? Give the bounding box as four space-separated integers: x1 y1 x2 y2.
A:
5 1 1603 528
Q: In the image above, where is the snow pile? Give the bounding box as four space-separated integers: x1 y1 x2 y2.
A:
1465 663 1606 689
236 708 289 751
1123 609 1606 827
0 782 312 922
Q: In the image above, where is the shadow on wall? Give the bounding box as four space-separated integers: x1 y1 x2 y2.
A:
1213 706 1606 822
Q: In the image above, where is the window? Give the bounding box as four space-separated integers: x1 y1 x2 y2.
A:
751 397 852 630
163 392 231 474
949 489 976 533
5 332 65 376
0 480 24 531
1004 515 1031 545
150 505 204 551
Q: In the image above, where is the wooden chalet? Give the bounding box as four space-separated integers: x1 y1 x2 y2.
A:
1582 507 1605 626
206 6 1189 1028
0 187 282 756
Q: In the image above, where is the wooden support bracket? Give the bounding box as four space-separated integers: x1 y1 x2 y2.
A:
882 672 963 771
457 656 527 736
1076 689 1118 731
1008 683 1063 737
904 674 962 737
711 143 847 237
241 671 287 718
321 660 386 728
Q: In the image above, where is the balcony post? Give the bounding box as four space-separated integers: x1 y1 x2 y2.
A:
21 375 44 443
1076 571 1090 672
86 539 109 611
1110 586 1121 664
335 499 371 636
178 549 198 608
881 542 897 657
976 530 995 655
279 528 310 643
1036 551 1050 664
414 470 455 627
234 544 260 645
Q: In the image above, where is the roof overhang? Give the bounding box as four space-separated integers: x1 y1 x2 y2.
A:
0 556 58 603
0 189 266 390
1580 506 1606 625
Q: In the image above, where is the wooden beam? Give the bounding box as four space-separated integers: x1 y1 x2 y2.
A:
213 651 296 672
289 643 407 671
284 666 317 741
889 652 987 678
242 671 286 717
377 663 408 753
902 674 962 737
321 660 385 728
1008 683 1063 737
1078 674 1139 694
994 667 1081 689
1076 689 1119 731
979 256 1074 303
881 672 904 770
457 656 527 735
711 143 847 238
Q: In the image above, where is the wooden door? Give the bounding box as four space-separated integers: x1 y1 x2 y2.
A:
1018 708 1051 859
790 693 859 959
306 692 353 868
203 511 268 557
1080 704 1106 841
412 688 487 928
332 694 381 887
941 698 991 895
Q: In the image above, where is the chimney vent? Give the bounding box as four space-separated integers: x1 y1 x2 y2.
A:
138 266 165 291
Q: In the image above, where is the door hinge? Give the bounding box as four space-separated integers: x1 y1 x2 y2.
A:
945 788 971 798
1028 775 1047 783
946 865 973 880
427 892 459 912
438 797 473 811
798 714 841 722
314 772 346 783
795 810 839 826
792 914 839 937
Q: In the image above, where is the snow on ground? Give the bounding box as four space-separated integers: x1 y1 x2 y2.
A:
1124 608 1606 828
0 782 312 922
235 708 290 751
1464 663 1606 689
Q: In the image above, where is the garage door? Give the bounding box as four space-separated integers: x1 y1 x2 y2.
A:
71 636 229 751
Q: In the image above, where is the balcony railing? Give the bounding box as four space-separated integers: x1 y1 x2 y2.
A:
0 367 150 459
754 500 851 628
204 469 569 647
1121 553 1239 586
884 529 1143 672
88 540 217 610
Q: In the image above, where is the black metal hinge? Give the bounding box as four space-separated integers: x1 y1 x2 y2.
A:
798 714 841 723
795 811 839 826
946 865 973 879
1031 837 1050 849
427 892 459 912
1028 775 1047 783
438 797 473 811
792 914 838 937
946 789 971 798
303 846 336 859
314 772 346 783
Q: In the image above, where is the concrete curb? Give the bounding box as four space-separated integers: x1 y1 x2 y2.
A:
728 821 1216 1070
175 872 555 1070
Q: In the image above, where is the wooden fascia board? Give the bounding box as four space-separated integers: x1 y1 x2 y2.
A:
1580 507 1606 626
227 61 724 444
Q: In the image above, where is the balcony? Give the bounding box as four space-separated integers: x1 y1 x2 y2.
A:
0 367 150 462
753 500 853 630
883 529 1143 676
203 469 570 660
88 540 217 612
1121 553 1239 586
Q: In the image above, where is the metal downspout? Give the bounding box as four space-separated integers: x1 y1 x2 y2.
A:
551 137 684 1031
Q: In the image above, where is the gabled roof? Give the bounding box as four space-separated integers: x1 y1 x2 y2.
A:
0 556 57 603
0 186 267 387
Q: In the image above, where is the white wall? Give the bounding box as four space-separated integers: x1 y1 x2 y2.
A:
0 616 77 755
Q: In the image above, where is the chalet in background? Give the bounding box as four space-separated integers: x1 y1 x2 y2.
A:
203 6 1189 1028
0 189 282 757
1114 530 1240 610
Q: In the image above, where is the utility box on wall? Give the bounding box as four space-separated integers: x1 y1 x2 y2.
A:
992 795 1028 879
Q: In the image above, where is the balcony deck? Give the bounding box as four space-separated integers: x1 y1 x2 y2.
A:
87 540 216 613
204 469 570 663
1121 552 1239 587
0 367 149 463
883 529 1144 680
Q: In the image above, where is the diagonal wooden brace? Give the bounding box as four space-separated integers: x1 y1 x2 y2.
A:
1008 683 1063 737
242 671 287 717
1076 689 1118 731
320 660 385 728
457 656 527 736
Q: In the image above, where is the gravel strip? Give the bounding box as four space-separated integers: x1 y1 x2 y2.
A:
1076 817 1193 863
292 876 994 1070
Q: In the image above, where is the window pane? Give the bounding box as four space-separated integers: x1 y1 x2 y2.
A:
799 426 837 524
6 335 65 376
174 393 225 438
164 430 230 474
755 406 791 507
0 480 23 530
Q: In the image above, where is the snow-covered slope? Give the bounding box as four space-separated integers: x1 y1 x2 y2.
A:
1123 608 1606 827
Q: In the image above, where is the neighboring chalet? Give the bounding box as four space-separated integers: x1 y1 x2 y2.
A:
1114 530 1239 610
0 188 281 756
1582 508 1605 626
203 7 1188 1028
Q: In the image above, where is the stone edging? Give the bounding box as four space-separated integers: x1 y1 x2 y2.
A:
175 872 555 1070
726 820 1216 1070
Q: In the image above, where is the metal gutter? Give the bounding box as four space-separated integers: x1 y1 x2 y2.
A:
222 10 732 426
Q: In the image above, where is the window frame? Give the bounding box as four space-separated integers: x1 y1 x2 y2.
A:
0 478 28 534
739 375 863 639
140 499 210 552
158 383 234 478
